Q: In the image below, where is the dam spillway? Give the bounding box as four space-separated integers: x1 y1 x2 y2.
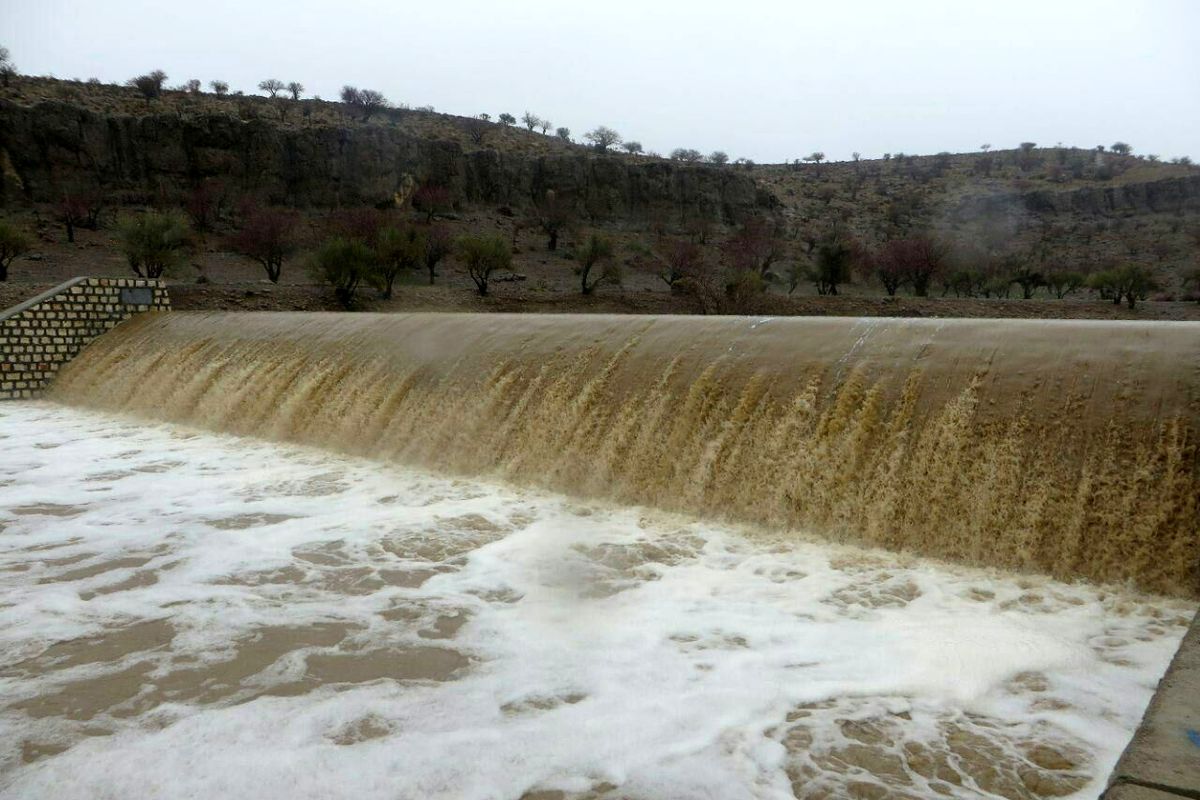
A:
48 312 1200 597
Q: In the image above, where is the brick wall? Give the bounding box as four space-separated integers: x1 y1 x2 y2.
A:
0 277 170 400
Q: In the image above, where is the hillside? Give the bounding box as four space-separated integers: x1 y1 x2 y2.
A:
760 149 1200 293
0 76 768 221
0 75 1197 310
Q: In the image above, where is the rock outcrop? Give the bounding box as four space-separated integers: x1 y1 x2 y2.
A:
0 100 774 220
948 174 1200 222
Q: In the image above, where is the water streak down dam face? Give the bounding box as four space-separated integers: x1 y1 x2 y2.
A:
50 312 1200 597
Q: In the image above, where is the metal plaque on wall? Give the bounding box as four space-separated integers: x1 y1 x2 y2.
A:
120 287 154 306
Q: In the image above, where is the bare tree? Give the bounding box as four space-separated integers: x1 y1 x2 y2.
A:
538 118 552 135
463 116 490 145
358 89 387 119
654 238 703 290
209 80 229 95
556 127 571 141
413 185 452 223
1111 142 1133 156
341 86 389 120
422 224 453 285
521 111 541 131
803 151 825 165
183 180 224 232
184 79 201 93
534 189 572 251
58 186 104 242
865 240 908 296
708 151 729 165
670 148 703 164
226 205 299 283
127 72 167 102
584 126 622 153
286 81 304 100
0 46 16 87
722 217 785 278
622 141 644 155
258 79 285 97
875 234 949 297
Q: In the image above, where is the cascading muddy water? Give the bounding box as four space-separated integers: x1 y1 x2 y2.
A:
49 312 1200 596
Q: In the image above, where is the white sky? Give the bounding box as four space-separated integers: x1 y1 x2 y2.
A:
2 0 1197 163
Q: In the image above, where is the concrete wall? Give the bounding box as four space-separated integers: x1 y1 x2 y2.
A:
1104 611 1200 799
0 277 169 400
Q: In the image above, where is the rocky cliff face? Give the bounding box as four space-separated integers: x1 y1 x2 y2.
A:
1023 175 1200 215
948 174 1200 222
0 100 774 220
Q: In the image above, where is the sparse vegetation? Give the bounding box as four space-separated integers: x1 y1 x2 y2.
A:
413 185 452 223
0 74 1196 319
804 233 856 295
340 86 388 120
0 46 16 87
372 224 423 298
1087 264 1159 309
422 224 453 285
227 206 299 283
0 220 31 281
575 233 621 295
127 70 167 102
459 234 511 296
652 239 703 291
312 237 373 307
534 190 572 251
58 188 103 242
584 126 621 153
118 211 191 279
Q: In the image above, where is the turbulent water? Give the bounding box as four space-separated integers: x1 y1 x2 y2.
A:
49 312 1200 596
0 402 1193 800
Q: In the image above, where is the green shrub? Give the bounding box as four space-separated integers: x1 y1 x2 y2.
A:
371 225 424 298
0 220 31 281
575 233 620 295
1087 264 1158 309
312 237 374 307
118 211 191 278
458 234 511 296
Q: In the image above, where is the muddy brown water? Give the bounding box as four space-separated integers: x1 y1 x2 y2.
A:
49 312 1200 596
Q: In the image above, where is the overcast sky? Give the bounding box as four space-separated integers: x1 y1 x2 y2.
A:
2 0 1197 163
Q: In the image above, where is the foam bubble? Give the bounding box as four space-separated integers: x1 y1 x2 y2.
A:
0 402 1192 799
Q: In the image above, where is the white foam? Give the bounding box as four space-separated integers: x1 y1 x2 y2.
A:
0 401 1192 800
